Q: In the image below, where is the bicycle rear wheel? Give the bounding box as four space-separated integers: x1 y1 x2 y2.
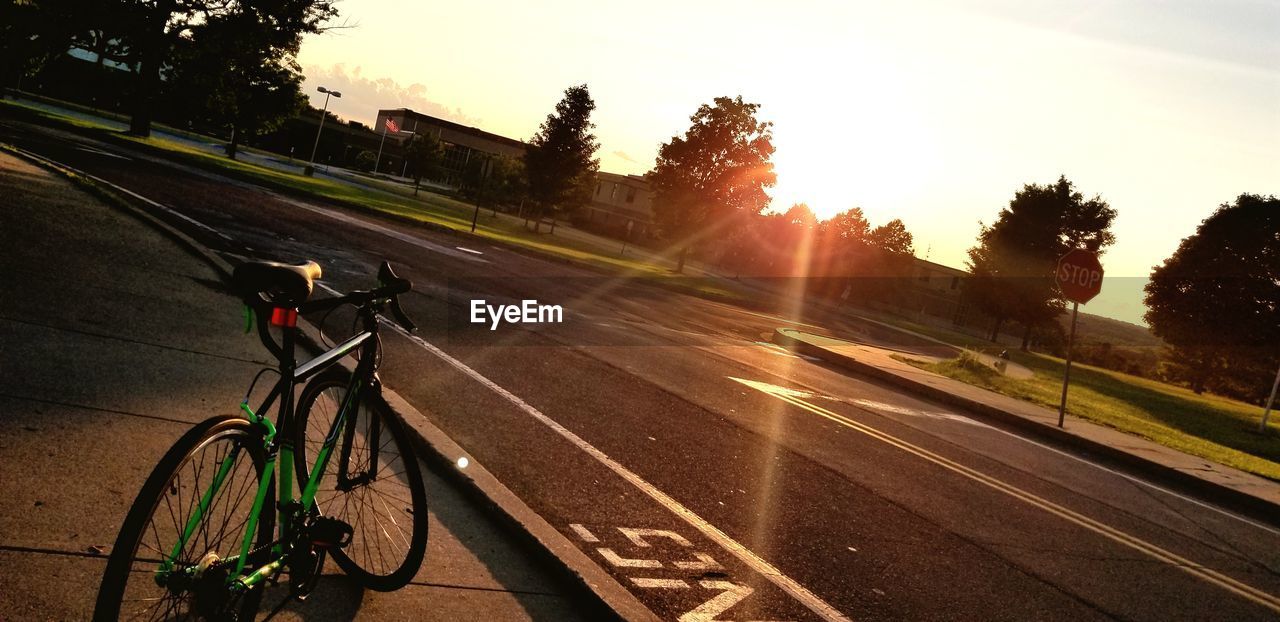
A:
294 371 428 591
95 415 275 621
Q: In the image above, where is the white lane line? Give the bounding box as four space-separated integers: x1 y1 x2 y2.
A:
320 283 849 622
279 197 489 264
75 145 132 161
455 246 484 255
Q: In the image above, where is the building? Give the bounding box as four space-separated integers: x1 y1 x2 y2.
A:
581 172 655 238
375 108 527 186
376 107 656 235
902 257 980 324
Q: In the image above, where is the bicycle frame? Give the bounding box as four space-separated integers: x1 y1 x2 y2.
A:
158 300 385 593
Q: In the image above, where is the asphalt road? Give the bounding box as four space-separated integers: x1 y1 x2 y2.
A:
3 115 1278 621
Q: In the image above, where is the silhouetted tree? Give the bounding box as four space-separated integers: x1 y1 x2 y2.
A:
966 176 1116 349
869 219 914 255
783 203 818 228
1144 194 1279 399
404 131 444 196
822 207 871 244
649 95 776 273
99 0 337 137
524 84 599 231
167 12 305 159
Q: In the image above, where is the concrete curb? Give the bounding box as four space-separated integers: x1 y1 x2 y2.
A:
5 144 655 621
1 143 235 282
772 327 1280 527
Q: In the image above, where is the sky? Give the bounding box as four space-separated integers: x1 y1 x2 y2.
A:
296 0 1280 325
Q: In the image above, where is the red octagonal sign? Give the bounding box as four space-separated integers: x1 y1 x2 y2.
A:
1057 248 1104 304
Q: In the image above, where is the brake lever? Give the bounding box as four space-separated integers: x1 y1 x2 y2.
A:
377 261 415 331
387 295 417 333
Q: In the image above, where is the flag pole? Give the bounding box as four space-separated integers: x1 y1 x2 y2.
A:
375 121 389 175
401 120 418 177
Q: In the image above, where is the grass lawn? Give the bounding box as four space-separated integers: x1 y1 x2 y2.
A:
1 97 744 300
909 351 1280 481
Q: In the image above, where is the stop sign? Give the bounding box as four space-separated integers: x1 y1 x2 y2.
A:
1057 249 1103 304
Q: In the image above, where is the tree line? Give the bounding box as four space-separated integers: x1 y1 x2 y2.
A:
3 0 337 151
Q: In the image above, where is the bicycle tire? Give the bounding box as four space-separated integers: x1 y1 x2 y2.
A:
94 415 275 621
294 370 428 591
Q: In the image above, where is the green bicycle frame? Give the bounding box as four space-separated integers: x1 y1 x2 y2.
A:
156 310 378 591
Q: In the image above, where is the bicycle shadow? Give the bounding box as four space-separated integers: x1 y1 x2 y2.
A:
252 455 581 621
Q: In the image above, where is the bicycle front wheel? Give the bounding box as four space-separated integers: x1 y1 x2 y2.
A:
294 370 428 591
95 415 275 621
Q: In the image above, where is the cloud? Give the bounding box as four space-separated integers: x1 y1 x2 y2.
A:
301 64 479 127
611 150 636 163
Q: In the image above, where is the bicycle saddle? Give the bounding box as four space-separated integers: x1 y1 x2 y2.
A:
231 260 322 306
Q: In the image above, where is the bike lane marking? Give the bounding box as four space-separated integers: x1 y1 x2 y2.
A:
326 282 850 622
570 523 791 622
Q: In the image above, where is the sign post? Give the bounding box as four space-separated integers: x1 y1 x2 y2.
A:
1055 249 1104 427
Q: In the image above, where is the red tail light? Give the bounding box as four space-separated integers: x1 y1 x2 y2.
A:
271 307 298 328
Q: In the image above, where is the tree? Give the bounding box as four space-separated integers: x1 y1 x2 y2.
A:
403 131 444 196
822 207 871 243
0 0 109 95
965 176 1116 348
783 203 818 229
524 84 599 232
167 12 305 159
1144 194 1279 399
101 0 337 137
869 219 914 255
353 150 376 172
649 95 776 273
489 155 528 212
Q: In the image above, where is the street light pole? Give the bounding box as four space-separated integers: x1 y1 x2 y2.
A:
307 86 341 175
1260 361 1280 433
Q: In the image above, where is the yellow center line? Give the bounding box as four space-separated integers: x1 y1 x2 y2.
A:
763 389 1280 613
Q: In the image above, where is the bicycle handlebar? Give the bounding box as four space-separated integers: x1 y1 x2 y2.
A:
276 260 417 333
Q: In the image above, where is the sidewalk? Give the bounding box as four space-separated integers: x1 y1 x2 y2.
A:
0 150 588 620
773 327 1280 521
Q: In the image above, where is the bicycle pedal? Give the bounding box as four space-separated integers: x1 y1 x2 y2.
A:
308 516 354 549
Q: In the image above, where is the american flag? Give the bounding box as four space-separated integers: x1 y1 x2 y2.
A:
385 117 400 133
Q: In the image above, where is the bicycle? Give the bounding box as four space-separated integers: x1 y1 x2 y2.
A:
94 259 429 621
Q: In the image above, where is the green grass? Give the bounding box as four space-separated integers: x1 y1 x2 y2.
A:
1 97 744 300
911 350 1280 481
